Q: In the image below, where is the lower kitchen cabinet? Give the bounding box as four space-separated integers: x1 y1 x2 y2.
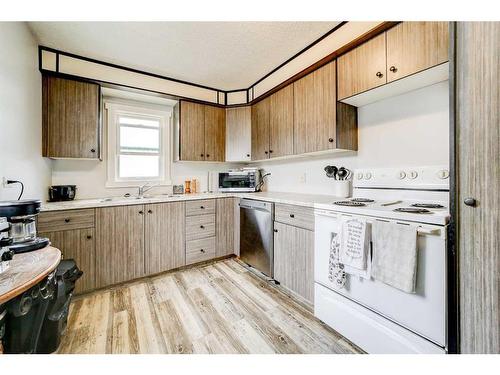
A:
95 205 145 288
273 221 314 304
216 197 236 257
39 228 96 294
145 202 185 275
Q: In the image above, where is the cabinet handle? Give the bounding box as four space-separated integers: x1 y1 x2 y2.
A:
139 210 144 215
328 138 334 143
289 214 295 218
200 153 204 157
90 148 96 153
269 150 273 154
200 206 205 209
264 151 268 154
200 249 205 253
464 197 477 207
246 154 250 157
148 209 153 214
86 235 92 240
389 66 397 73
206 154 210 158
64 218 70 223
200 225 205 229
376 71 383 78
274 229 278 233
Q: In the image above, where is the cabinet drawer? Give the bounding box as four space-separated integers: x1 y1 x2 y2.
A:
186 237 216 265
185 199 216 216
275 204 314 231
186 214 216 240
38 209 95 232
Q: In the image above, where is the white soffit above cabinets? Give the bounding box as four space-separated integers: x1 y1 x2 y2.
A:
28 22 340 91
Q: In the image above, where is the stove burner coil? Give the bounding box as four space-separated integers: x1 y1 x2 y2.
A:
333 201 366 207
351 198 375 203
411 203 445 209
394 207 431 214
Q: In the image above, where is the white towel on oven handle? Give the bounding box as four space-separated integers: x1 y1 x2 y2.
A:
339 216 370 273
343 221 372 280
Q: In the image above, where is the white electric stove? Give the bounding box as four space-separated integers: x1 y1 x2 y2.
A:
314 165 450 354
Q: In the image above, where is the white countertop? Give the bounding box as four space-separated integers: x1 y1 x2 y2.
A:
40 191 449 225
40 191 342 212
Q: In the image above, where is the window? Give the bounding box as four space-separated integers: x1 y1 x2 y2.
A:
106 102 172 187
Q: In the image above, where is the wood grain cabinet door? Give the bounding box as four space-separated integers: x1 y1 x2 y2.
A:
145 202 185 275
42 75 100 158
294 61 337 153
204 105 226 161
96 205 145 288
39 228 96 294
180 101 205 161
251 97 270 160
269 84 294 158
337 33 387 100
273 222 314 303
386 22 449 82
216 198 235 257
225 107 251 161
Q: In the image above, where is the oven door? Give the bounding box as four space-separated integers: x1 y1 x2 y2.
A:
314 209 446 346
218 172 255 192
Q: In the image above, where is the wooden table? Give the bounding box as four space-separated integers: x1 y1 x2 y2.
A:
0 246 61 305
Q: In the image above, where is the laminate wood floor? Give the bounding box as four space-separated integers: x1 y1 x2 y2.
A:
58 258 361 354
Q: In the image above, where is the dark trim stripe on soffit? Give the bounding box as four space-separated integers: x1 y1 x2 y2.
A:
37 22 348 95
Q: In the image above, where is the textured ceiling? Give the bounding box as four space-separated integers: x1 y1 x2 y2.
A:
28 22 341 90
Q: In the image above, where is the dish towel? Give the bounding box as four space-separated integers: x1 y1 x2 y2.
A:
371 220 418 293
339 216 371 279
328 232 346 288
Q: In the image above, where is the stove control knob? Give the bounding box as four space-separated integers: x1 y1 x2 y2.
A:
408 170 418 179
398 171 406 179
364 172 372 180
357 173 364 180
437 169 449 179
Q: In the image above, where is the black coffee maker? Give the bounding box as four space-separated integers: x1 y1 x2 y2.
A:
0 200 49 253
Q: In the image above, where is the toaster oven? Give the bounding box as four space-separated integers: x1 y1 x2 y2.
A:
218 170 261 192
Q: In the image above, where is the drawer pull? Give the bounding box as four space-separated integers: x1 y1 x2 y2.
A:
200 206 205 209
289 214 295 218
64 218 71 223
376 71 383 78
200 225 205 229
200 249 205 253
139 210 144 215
148 210 153 214
86 235 92 240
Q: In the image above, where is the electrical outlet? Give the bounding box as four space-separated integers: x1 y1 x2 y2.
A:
299 173 307 184
2 177 13 188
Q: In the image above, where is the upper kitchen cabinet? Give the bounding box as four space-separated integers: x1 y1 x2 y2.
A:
337 33 387 100
338 22 450 106
225 106 251 162
179 101 225 161
251 96 270 160
386 22 449 82
269 84 294 158
42 75 101 159
293 60 356 153
251 84 294 161
204 104 226 162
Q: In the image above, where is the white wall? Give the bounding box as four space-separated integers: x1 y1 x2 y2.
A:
258 81 450 195
0 22 52 201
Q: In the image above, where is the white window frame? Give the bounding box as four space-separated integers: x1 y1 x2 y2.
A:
105 101 172 187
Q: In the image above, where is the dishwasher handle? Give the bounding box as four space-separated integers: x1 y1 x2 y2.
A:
239 203 271 213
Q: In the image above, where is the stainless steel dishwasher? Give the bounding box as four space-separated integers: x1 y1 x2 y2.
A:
239 198 274 278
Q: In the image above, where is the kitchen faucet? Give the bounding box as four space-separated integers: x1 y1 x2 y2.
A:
138 182 158 198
